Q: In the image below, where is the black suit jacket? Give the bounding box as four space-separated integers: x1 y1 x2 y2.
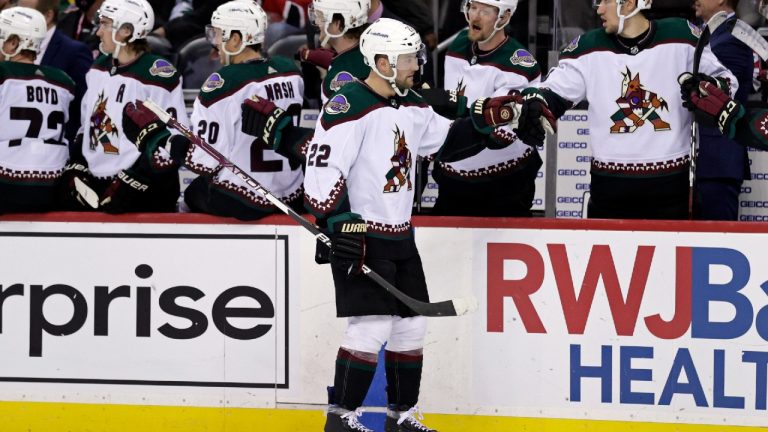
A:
698 15 754 181
41 28 94 143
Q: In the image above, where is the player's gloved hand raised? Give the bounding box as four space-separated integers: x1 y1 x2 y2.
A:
684 80 745 139
469 93 524 134
99 168 151 214
417 83 468 119
514 89 557 147
296 47 335 70
241 96 293 149
122 100 169 152
327 212 367 277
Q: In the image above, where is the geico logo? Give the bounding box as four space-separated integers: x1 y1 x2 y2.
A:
421 196 437 203
558 169 587 176
183 178 194 184
533 199 543 205
560 114 588 121
575 156 592 163
558 142 588 149
427 183 439 189
556 210 583 217
536 171 544 178
741 186 752 194
1 264 276 357
740 201 768 207
576 128 590 135
751 173 768 180
557 196 584 203
576 183 590 190
741 215 768 221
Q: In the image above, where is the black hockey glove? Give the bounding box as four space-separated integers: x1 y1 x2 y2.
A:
684 80 745 139
58 159 99 210
469 93 524 134
99 168 151 214
514 88 557 148
327 212 367 277
417 84 468 119
241 96 293 150
122 100 170 153
678 72 729 111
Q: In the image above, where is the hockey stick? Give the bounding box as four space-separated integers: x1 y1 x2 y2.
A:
689 11 729 219
141 100 478 317
730 19 768 61
626 105 657 133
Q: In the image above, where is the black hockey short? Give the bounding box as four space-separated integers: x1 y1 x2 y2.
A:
331 249 429 318
184 175 305 221
0 181 57 214
588 170 689 220
431 151 543 217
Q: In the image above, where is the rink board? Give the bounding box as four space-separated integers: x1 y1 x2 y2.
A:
0 213 767 431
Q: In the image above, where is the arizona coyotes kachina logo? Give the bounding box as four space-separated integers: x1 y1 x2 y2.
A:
90 91 119 154
383 126 412 193
610 67 670 134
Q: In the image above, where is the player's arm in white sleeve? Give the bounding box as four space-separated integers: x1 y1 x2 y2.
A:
303 119 364 219
698 45 739 96
532 58 585 117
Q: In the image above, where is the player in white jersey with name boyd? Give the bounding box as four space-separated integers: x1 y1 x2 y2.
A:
515 0 736 219
0 6 74 213
435 0 543 216
61 0 189 213
182 0 305 220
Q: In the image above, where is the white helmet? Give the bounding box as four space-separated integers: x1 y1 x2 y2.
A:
206 1 268 65
461 0 517 44
0 7 46 60
360 18 426 97
97 0 154 58
310 0 371 46
593 0 651 34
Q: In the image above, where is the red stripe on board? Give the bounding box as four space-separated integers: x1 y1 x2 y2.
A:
1 212 767 234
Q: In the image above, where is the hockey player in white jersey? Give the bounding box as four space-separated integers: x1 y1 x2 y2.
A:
515 0 736 219
59 0 190 213
181 0 306 220
291 18 550 432
431 0 543 216
297 0 371 104
0 6 75 213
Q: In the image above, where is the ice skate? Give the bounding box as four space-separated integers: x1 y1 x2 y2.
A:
385 406 437 432
323 407 373 432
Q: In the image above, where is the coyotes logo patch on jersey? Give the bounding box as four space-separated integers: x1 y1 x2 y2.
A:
89 91 119 154
610 67 670 134
383 126 412 193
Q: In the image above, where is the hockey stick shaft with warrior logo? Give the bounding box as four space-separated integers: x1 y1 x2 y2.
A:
689 10 728 219
141 100 478 317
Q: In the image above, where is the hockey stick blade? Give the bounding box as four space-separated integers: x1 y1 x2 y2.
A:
74 176 99 209
731 19 768 61
141 99 476 317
